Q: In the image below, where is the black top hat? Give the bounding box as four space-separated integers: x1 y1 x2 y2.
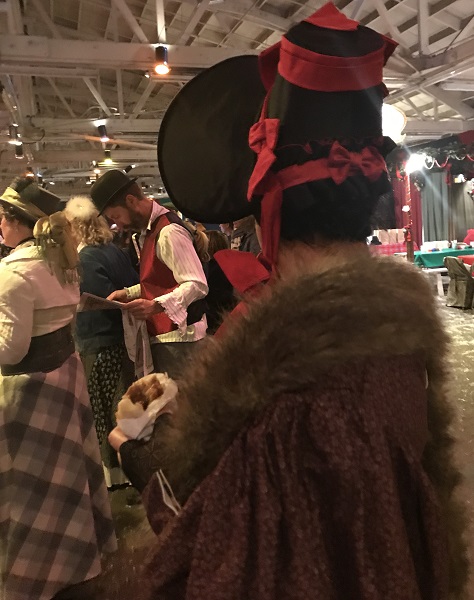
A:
90 169 137 214
158 2 398 263
0 178 62 223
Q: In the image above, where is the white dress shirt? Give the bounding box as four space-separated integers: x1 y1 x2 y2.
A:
0 245 79 365
126 202 208 343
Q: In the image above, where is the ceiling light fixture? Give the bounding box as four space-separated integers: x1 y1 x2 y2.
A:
15 143 24 159
124 164 136 173
103 149 113 165
26 166 35 178
97 124 109 143
154 45 170 75
8 124 21 145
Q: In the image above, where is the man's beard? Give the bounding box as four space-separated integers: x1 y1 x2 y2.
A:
124 210 148 232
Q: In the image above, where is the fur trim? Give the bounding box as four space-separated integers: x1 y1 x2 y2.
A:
157 253 468 596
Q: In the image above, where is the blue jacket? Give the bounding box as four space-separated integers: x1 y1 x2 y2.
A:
75 243 139 354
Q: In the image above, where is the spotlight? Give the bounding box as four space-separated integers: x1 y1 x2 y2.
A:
124 164 135 173
48 181 55 185
103 149 113 165
154 45 170 75
94 167 101 175
97 124 109 143
26 166 35 178
405 153 426 175
86 177 93 185
15 143 24 159
8 124 21 146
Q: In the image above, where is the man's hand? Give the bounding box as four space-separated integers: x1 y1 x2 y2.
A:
107 289 130 303
125 298 164 320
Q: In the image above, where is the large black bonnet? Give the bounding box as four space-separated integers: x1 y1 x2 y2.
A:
158 56 266 223
158 2 398 260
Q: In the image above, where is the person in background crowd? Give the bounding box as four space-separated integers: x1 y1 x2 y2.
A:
0 178 116 600
230 215 261 254
102 3 467 599
219 222 233 238
463 228 474 245
65 195 139 488
90 170 208 378
203 230 236 334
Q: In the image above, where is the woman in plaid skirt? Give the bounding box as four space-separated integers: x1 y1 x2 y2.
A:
0 177 116 600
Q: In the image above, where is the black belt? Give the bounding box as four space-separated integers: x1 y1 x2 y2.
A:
1 325 75 376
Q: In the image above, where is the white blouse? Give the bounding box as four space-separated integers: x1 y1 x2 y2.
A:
0 245 79 365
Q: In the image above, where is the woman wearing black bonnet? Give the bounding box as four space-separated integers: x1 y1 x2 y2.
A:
106 4 467 599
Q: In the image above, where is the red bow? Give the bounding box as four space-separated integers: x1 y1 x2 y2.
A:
247 118 280 199
327 141 386 185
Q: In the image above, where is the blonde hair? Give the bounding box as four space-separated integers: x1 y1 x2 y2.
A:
34 211 79 284
183 220 210 262
65 195 113 246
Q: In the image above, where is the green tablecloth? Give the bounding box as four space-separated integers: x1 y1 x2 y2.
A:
414 248 474 268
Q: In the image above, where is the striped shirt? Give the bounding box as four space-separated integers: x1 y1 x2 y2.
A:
126 201 208 343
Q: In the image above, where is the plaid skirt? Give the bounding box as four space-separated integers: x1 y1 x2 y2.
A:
0 353 117 600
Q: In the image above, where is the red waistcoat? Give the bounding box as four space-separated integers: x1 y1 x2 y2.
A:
140 212 205 337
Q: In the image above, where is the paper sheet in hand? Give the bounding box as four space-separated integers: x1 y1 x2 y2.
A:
77 292 125 312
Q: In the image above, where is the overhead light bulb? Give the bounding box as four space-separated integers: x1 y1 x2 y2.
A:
97 124 109 143
382 104 406 145
48 181 55 185
154 45 170 75
15 143 24 159
103 149 113 165
8 124 21 146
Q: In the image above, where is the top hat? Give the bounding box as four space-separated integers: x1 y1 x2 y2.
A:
90 169 138 214
0 178 62 223
158 2 398 263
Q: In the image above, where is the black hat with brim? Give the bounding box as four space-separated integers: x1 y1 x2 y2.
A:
0 180 62 222
90 169 138 214
158 55 266 224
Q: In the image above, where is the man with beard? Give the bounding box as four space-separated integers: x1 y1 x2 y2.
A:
90 170 208 376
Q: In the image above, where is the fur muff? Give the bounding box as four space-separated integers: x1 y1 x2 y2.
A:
152 252 468 597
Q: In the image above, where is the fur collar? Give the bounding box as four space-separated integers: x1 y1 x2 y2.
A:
159 253 468 596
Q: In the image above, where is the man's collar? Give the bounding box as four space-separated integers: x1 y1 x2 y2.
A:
146 200 169 232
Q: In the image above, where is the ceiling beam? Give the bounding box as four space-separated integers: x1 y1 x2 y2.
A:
156 0 167 43
110 0 150 43
27 118 163 133
417 0 430 55
83 78 113 116
0 35 252 70
420 85 474 119
174 0 211 46
404 119 473 135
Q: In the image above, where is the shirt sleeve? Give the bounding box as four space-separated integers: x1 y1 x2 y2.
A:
154 224 208 330
0 268 34 365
